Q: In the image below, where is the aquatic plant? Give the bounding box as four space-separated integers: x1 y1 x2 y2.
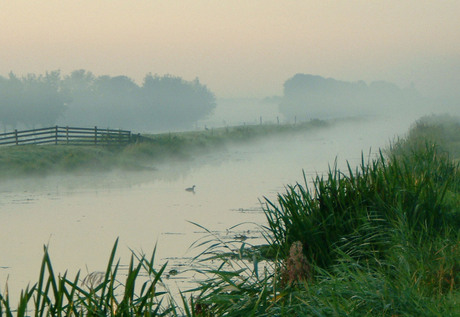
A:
264 143 459 270
187 118 460 316
0 239 176 316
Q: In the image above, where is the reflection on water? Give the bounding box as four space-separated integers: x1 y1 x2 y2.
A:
0 116 413 301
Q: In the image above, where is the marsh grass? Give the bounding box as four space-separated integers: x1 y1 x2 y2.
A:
183 223 280 317
265 144 458 268
391 114 460 161
184 116 460 316
0 239 179 316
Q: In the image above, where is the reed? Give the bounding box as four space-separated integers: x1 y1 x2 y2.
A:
266 142 458 261
185 116 460 316
0 239 177 316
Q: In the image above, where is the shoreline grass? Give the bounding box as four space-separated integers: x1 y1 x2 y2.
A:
188 115 459 316
0 240 176 316
0 119 329 178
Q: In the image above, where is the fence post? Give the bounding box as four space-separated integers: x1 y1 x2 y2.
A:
94 126 98 145
14 129 18 145
55 126 58 145
107 128 110 145
66 126 69 144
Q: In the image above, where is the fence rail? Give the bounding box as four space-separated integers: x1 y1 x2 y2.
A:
0 126 133 146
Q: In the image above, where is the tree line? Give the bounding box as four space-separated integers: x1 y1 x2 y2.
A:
0 70 216 132
278 73 428 120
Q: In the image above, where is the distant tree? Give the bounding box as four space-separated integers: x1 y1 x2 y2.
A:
60 71 140 128
62 69 96 96
139 74 216 131
1 70 216 132
59 70 99 127
279 73 423 120
91 75 140 128
21 71 70 127
0 71 69 130
60 72 216 131
0 73 22 130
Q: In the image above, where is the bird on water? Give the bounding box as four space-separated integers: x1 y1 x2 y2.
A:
185 185 196 193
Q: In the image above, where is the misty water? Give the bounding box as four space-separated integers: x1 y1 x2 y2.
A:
0 115 415 300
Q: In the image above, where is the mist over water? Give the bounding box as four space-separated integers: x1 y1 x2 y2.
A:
0 2 458 311
0 70 457 303
0 113 415 300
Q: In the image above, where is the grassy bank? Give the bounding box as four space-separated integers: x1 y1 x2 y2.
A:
390 114 460 162
190 115 460 316
0 119 328 177
1 115 459 316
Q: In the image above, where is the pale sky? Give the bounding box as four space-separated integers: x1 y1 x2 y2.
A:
1 1 459 98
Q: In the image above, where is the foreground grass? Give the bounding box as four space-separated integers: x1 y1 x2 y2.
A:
1 115 459 316
0 119 328 177
0 240 177 316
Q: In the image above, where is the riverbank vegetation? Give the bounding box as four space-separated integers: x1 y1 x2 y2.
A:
186 115 459 316
0 115 458 316
0 119 328 177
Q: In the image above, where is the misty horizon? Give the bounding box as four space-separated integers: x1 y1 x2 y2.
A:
2 68 457 134
1 1 459 100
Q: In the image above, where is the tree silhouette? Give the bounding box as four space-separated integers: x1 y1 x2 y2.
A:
279 73 423 120
0 70 216 132
0 71 69 130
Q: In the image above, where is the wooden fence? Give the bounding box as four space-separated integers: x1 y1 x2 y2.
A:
0 126 134 146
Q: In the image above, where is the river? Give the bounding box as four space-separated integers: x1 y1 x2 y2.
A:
0 115 415 301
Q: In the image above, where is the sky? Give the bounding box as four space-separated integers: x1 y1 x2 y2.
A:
1 1 459 99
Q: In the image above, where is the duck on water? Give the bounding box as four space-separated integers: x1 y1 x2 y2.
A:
185 185 196 193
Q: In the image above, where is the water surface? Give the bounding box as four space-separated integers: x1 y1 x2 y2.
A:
0 116 413 298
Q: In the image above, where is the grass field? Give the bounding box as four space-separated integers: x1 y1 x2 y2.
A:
0 119 329 177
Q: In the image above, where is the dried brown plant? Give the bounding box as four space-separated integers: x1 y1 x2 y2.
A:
280 241 311 286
